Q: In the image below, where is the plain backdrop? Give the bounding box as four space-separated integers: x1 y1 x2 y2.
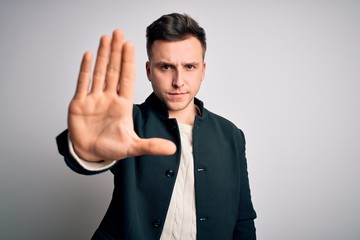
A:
1 0 359 239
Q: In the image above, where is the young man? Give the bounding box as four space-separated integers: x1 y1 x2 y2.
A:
57 13 257 239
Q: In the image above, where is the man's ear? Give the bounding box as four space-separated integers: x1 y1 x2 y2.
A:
146 61 151 81
202 62 206 81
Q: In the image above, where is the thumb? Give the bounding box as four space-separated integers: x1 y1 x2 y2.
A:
132 138 177 156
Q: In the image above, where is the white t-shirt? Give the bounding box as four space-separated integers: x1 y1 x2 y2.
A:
160 123 196 239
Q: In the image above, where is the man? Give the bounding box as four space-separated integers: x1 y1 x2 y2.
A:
57 13 257 239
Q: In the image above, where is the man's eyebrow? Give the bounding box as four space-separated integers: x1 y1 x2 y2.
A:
183 62 200 66
153 61 173 66
152 61 200 66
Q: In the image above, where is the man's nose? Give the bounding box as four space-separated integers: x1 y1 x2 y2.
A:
172 70 184 88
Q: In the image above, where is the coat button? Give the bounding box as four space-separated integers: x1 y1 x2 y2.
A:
165 169 175 178
152 219 162 228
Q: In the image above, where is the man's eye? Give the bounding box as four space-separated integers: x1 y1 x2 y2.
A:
186 65 195 70
161 65 171 70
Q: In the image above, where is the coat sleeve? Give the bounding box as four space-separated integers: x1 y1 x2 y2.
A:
56 129 114 175
233 129 257 240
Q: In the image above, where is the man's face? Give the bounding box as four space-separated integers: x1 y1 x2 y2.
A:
146 37 206 118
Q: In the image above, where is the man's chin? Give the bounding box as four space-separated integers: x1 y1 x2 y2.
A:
165 101 192 112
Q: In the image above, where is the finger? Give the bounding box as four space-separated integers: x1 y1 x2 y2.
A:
131 138 177 157
104 29 125 92
91 35 111 93
118 42 136 100
74 51 92 99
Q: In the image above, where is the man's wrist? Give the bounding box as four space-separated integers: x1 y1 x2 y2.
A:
68 134 116 171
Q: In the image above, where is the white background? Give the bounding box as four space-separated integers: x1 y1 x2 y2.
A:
1 0 359 239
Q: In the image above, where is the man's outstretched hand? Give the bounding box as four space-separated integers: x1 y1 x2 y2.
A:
68 30 176 162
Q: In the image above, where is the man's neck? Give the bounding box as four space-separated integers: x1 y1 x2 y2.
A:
169 105 199 126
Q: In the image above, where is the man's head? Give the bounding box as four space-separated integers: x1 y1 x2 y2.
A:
146 13 207 60
145 13 207 122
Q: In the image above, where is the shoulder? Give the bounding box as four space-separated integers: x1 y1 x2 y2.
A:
203 108 244 134
199 108 246 147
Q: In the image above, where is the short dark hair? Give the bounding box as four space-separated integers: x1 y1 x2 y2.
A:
146 13 207 59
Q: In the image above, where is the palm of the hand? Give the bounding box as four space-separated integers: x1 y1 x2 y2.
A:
69 93 136 161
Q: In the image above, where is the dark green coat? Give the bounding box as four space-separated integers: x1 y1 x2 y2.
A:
57 93 257 240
